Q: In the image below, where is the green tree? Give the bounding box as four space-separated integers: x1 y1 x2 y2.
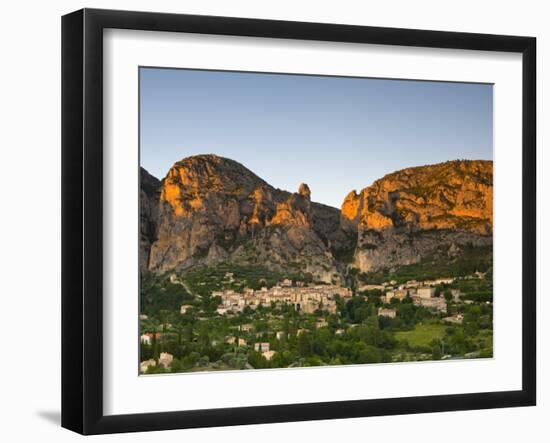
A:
431 344 442 360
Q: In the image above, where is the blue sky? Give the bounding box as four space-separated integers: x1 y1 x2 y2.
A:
140 68 493 209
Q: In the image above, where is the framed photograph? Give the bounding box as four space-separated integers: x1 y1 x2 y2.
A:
61 8 536 435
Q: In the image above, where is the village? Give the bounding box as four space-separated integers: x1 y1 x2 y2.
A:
140 268 492 373
213 278 352 316
211 272 473 320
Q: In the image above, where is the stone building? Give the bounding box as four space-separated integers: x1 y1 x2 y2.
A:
226 336 247 346
413 296 447 313
140 359 156 374
180 304 193 314
262 350 276 360
417 287 436 299
254 342 270 352
443 313 464 324
158 352 174 369
377 307 397 318
384 289 408 302
140 334 152 345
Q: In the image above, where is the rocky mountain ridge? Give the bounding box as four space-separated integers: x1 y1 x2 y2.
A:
140 155 493 281
143 155 341 283
340 160 493 272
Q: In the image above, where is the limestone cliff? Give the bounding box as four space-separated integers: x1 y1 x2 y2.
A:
140 156 493 280
340 160 493 272
140 167 161 270
144 155 341 283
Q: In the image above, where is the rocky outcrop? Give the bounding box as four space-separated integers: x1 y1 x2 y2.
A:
340 160 493 272
141 156 493 279
145 155 341 282
298 183 311 199
140 167 161 270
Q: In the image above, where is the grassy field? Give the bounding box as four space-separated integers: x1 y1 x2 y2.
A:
394 323 446 347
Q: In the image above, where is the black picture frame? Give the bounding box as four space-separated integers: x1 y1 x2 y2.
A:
62 8 536 435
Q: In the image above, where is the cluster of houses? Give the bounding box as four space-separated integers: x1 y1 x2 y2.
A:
213 281 352 316
140 352 173 374
226 340 277 361
377 307 397 318
360 277 456 293
375 278 463 318
140 331 161 345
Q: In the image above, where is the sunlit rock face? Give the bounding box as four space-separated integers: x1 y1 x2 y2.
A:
140 156 493 278
298 183 311 199
143 155 341 283
340 160 493 272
